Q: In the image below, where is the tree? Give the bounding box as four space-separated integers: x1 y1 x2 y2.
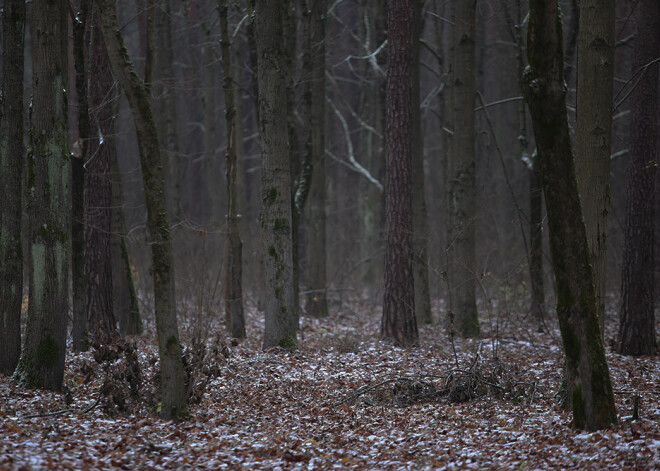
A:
256 0 299 349
85 9 117 341
381 0 418 347
616 0 659 357
412 0 432 325
96 0 188 419
218 0 246 339
13 0 69 390
0 0 26 375
575 0 615 335
72 2 89 352
303 0 329 318
524 0 617 430
447 0 479 337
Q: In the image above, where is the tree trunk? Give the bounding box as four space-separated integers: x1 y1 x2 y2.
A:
447 0 480 337
219 0 246 339
412 1 432 325
303 0 328 318
0 0 26 375
575 0 615 337
85 10 117 341
153 0 182 222
96 0 188 420
14 0 69 391
616 0 659 357
257 0 299 349
524 0 617 431
111 144 143 336
381 0 418 347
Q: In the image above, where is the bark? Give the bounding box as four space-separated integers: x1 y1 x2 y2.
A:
447 0 479 337
219 0 246 339
381 0 418 347
524 0 617 430
575 0 615 336
96 0 188 420
72 5 88 352
14 0 69 391
357 0 386 290
616 0 659 357
257 0 299 349
412 1 432 325
303 0 328 318
111 144 143 336
153 0 182 222
85 9 117 341
0 0 26 375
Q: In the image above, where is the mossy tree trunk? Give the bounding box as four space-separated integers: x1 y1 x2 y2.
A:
616 0 659 357
524 0 617 431
302 0 328 318
14 0 69 391
411 1 432 325
447 0 480 337
96 0 188 420
575 0 615 337
85 9 117 342
381 0 418 347
218 0 246 339
0 0 26 375
256 0 298 349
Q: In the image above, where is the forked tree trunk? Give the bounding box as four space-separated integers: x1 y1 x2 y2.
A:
0 0 26 375
381 0 418 347
616 0 659 357
575 0 615 337
218 0 246 339
14 0 69 391
256 0 299 349
96 0 188 420
447 0 479 337
524 0 617 431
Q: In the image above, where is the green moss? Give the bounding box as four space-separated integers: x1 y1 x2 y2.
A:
273 218 289 231
166 335 179 354
268 246 277 258
274 286 282 298
36 335 58 368
278 334 298 350
572 384 585 429
265 187 278 203
280 305 287 314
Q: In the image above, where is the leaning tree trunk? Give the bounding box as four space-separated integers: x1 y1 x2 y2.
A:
524 0 617 431
303 0 328 318
575 0 615 337
447 0 479 337
218 0 246 339
616 0 659 357
96 0 188 420
14 0 69 391
256 0 299 349
85 10 117 341
381 0 418 347
0 0 26 375
412 0 432 325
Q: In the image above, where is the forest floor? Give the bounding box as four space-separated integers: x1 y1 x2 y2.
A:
1 297 659 470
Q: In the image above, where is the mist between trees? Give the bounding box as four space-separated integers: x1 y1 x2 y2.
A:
0 0 657 432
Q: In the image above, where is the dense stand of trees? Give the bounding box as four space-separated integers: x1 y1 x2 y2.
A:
0 0 657 430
